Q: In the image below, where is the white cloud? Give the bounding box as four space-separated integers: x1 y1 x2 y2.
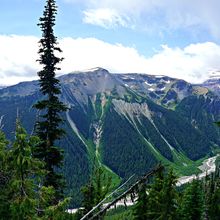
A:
144 42 220 83
65 0 220 37
1 35 220 85
83 8 130 29
0 35 40 85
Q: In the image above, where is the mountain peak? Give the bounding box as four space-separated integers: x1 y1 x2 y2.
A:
209 70 220 79
72 67 109 74
203 70 220 85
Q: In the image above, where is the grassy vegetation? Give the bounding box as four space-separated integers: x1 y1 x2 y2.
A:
147 146 203 177
102 165 121 190
168 150 204 176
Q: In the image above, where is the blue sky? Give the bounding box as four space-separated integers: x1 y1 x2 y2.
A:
1 0 220 85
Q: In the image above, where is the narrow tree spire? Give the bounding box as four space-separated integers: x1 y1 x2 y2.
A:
34 0 67 203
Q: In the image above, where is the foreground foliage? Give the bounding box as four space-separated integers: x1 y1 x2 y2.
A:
0 124 220 220
0 122 73 219
133 165 220 220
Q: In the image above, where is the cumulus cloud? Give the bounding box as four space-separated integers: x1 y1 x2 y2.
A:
83 8 130 29
65 0 220 37
1 35 220 85
0 35 40 85
144 42 220 83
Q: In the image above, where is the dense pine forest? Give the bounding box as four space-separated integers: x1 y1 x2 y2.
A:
0 128 220 220
0 0 220 219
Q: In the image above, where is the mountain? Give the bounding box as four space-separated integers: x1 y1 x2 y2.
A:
1 67 220 206
0 85 7 89
202 71 220 95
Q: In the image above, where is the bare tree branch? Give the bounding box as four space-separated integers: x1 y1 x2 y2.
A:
90 164 163 220
80 174 135 220
81 163 163 220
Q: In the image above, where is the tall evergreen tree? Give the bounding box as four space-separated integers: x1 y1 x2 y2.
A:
206 167 220 220
8 120 43 219
92 167 112 206
159 169 178 220
0 131 10 218
34 0 67 202
0 130 8 186
146 166 164 219
0 121 72 219
79 166 111 219
146 168 178 220
178 179 204 220
209 188 220 220
133 183 148 220
81 182 95 215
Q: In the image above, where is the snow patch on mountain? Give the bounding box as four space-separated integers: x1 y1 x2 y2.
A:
148 88 155 92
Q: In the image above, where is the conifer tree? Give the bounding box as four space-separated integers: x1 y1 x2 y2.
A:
34 0 67 202
81 182 95 215
160 169 178 220
206 167 220 220
146 168 178 220
0 130 8 186
80 167 111 219
93 167 111 205
178 179 204 220
146 166 164 219
8 120 43 219
133 183 148 220
208 188 220 220
0 121 71 219
0 131 10 218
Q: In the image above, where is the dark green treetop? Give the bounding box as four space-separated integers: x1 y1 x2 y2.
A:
8 120 42 219
34 0 67 202
133 183 148 220
159 169 178 220
146 166 164 219
79 166 112 219
0 131 10 218
178 179 204 220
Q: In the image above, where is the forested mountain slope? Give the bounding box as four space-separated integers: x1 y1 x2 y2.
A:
1 67 220 206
